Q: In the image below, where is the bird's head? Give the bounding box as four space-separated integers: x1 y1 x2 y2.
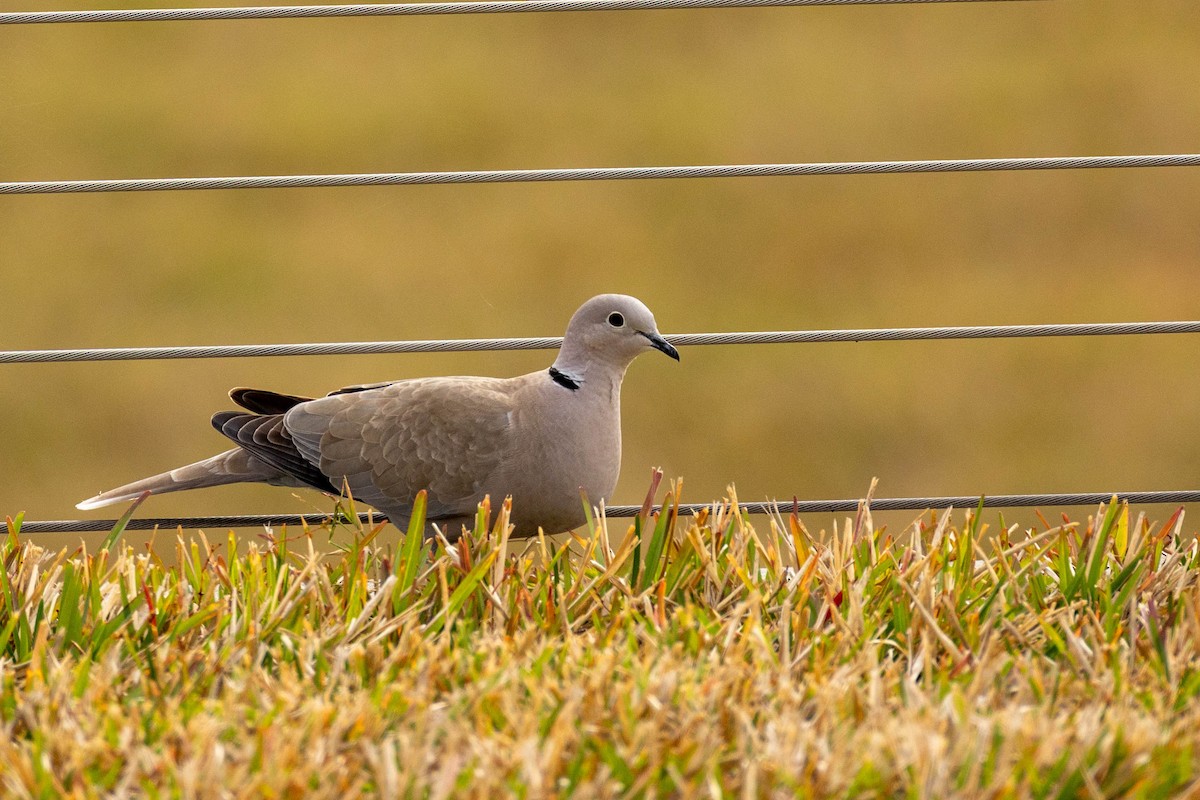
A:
557 294 679 377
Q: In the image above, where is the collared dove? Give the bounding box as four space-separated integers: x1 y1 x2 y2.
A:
77 294 679 537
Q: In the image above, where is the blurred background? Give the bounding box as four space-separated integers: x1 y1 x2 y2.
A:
2 0 1199 550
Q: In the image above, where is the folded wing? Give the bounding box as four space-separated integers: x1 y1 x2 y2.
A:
283 377 516 521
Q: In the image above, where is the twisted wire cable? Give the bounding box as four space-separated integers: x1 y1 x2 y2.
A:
0 0 1044 25
15 490 1200 533
4 320 1200 365
3 154 1198 195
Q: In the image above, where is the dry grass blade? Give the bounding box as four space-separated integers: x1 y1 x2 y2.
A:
1 489 1198 796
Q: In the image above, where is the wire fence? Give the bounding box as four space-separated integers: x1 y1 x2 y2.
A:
16 491 1200 534
0 0 1043 26
5 320 1200 365
3 153 1199 195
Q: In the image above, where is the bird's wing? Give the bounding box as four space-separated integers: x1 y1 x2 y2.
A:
212 411 337 493
283 377 517 520
229 387 315 415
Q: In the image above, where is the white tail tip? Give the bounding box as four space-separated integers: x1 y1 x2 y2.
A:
76 493 135 511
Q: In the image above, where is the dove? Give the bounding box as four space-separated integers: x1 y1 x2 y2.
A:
77 294 679 537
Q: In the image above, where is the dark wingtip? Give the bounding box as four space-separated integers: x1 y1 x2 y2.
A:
210 410 242 434
230 387 313 415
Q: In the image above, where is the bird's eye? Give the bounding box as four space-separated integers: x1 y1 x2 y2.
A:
607 312 625 328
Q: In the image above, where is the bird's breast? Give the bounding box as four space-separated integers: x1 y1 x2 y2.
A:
490 383 622 535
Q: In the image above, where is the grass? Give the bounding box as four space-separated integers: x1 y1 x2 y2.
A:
2 476 1199 798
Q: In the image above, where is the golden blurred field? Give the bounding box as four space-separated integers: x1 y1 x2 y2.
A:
2 0 1200 542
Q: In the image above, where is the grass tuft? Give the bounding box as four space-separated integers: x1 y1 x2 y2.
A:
2 488 1199 796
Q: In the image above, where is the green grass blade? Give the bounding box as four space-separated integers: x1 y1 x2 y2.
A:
396 490 429 606
101 491 150 551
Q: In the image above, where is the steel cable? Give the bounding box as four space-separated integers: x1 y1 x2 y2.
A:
0 0 1044 25
2 154 1198 195
4 320 1200 365
14 490 1200 533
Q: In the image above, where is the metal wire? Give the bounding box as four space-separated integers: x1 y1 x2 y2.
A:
4 320 1200 365
0 0 1044 25
14 490 1200 533
2 154 1198 196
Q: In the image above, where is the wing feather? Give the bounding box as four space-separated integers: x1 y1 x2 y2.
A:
211 411 337 493
229 387 314 415
283 377 515 520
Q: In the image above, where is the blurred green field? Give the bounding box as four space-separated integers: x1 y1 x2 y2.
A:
2 0 1200 544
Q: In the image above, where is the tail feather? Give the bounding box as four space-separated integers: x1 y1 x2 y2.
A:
76 448 294 511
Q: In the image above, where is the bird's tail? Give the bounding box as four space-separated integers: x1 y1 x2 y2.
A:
76 448 282 510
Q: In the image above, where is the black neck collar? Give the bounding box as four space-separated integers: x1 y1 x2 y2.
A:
548 366 581 391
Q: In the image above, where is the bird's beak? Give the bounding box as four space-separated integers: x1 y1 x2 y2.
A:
641 331 680 361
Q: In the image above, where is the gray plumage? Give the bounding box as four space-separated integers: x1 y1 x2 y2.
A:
77 294 679 537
